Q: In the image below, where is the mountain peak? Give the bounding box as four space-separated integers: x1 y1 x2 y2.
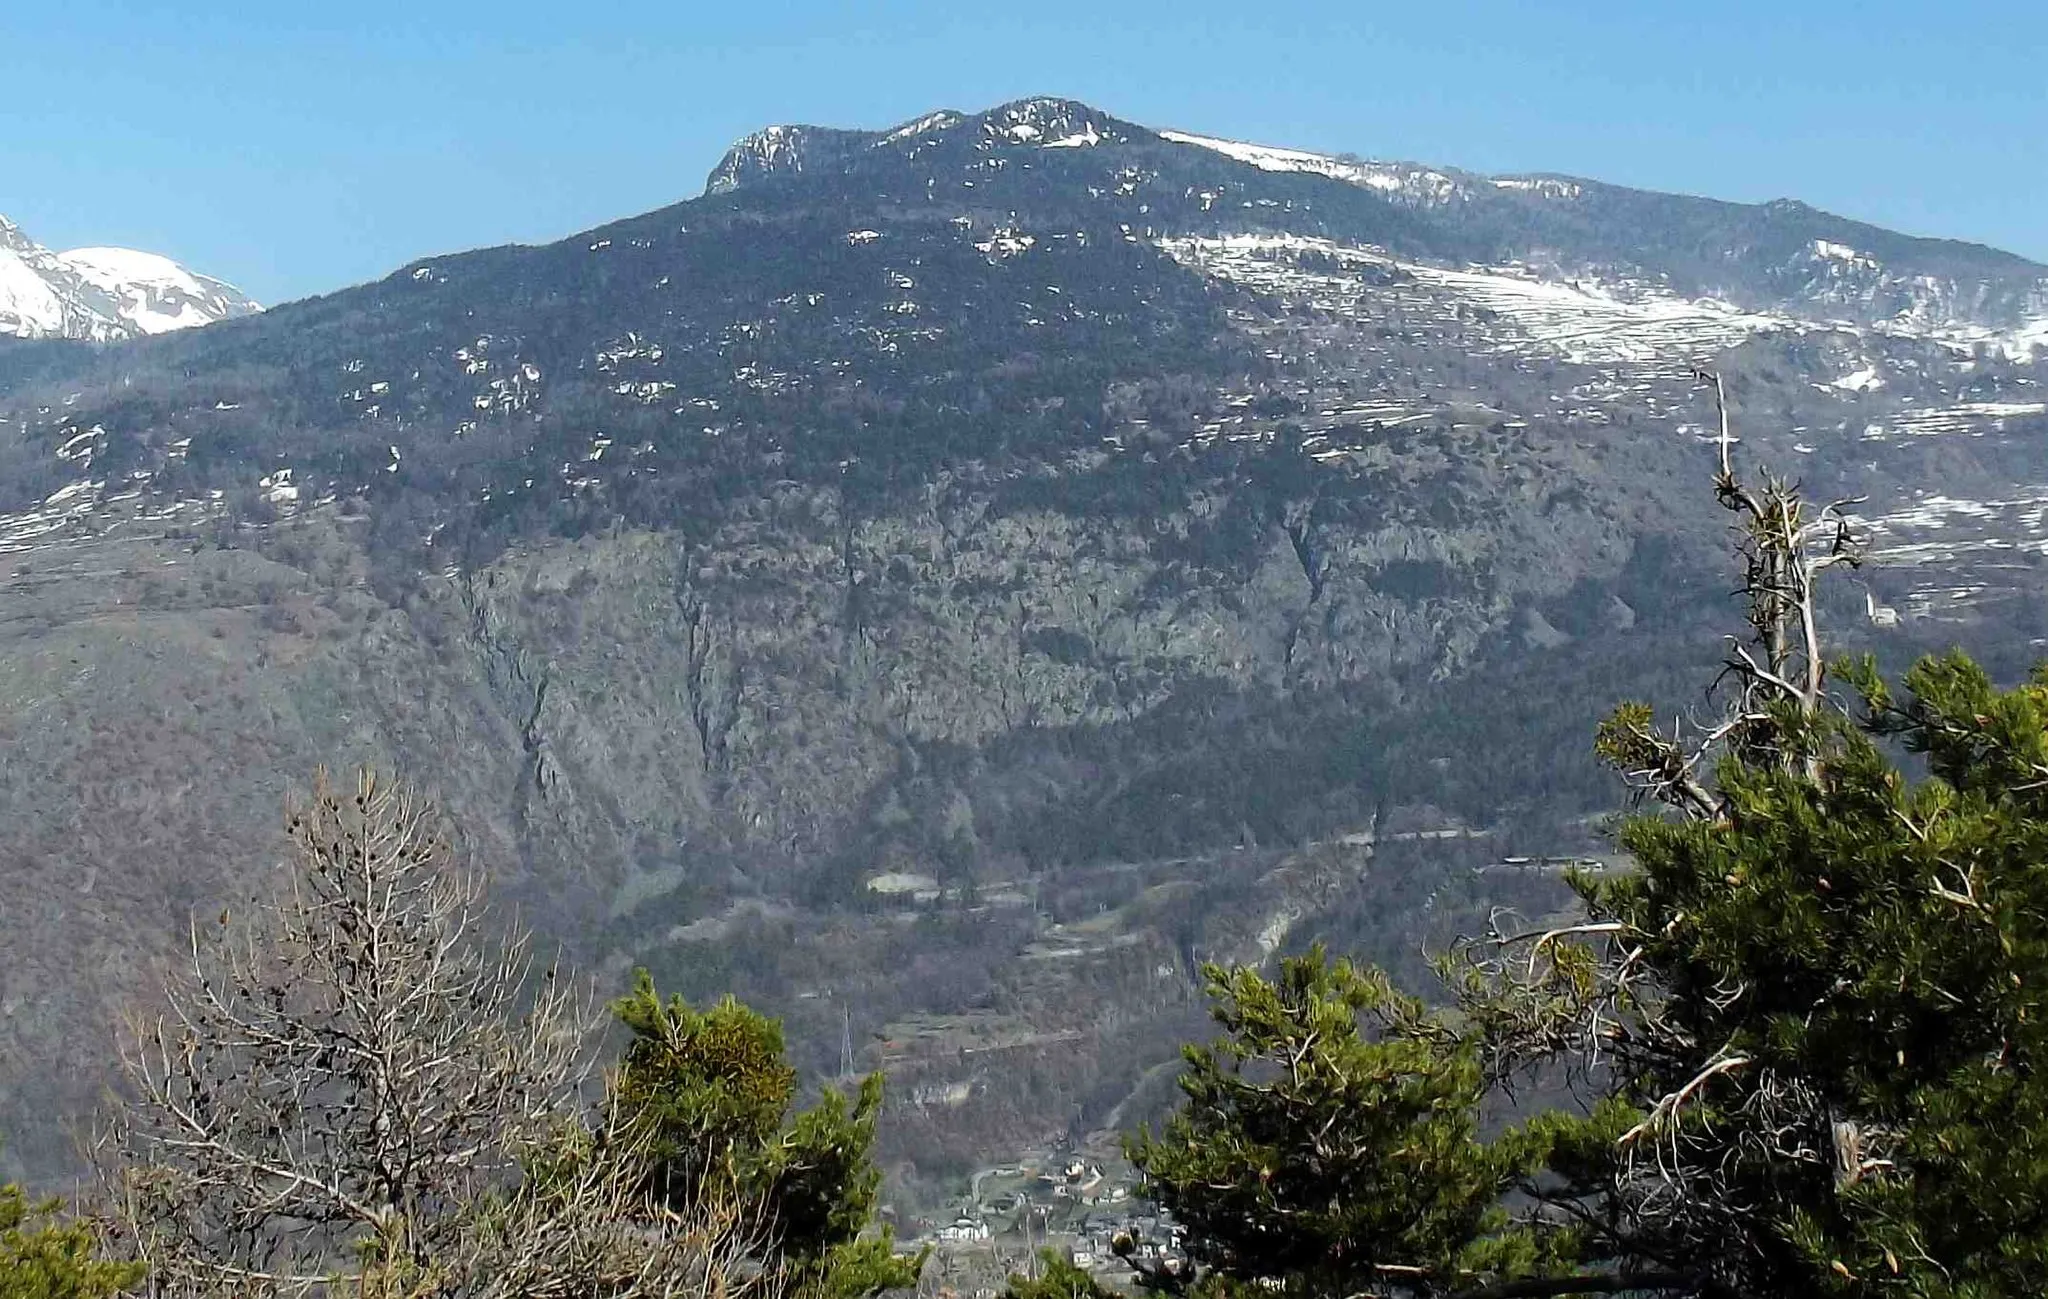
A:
702 97 1132 196
976 96 1125 145
703 123 884 196
58 246 260 336
0 214 259 341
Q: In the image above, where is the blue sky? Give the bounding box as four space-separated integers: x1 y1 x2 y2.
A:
4 0 2042 305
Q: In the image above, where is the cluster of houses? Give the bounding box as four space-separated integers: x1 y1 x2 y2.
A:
913 1154 1184 1282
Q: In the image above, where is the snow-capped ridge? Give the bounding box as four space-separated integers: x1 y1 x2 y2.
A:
881 110 966 145
0 215 38 253
1491 176 1583 200
59 247 259 336
0 214 258 341
1158 129 1598 208
693 99 2048 343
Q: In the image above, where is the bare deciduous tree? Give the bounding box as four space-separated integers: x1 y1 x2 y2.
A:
447 1117 778 1299
98 768 602 1296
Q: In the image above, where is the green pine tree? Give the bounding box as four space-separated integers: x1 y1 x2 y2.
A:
609 970 923 1299
1560 650 2048 1295
1126 952 1574 1297
0 1173 141 1299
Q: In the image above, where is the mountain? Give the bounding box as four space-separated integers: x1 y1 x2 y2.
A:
0 214 259 341
707 98 2047 336
1 97 2045 1189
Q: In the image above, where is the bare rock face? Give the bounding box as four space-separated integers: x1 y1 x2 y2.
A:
704 124 890 196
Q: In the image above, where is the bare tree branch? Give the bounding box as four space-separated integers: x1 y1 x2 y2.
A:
96 768 610 1297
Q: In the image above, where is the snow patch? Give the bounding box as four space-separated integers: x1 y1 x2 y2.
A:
1864 401 2048 440
1491 176 1582 200
881 111 962 144
259 468 299 504
1159 130 1462 205
1157 233 1791 367
1829 366 1885 392
1809 239 1881 273
1043 122 1103 149
975 228 1037 259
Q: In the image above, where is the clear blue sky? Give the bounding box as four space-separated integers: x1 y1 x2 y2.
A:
4 0 2042 306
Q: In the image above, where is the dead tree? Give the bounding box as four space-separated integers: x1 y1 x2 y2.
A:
1448 369 1870 1286
449 1116 778 1299
99 768 602 1296
1596 368 1862 816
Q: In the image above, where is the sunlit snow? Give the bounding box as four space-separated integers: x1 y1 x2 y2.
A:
1158 233 1791 367
1829 366 1886 392
1490 177 1582 200
0 215 257 339
1158 131 1461 205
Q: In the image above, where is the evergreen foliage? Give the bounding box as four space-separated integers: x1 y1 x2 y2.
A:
1126 953 1570 1295
610 970 922 1299
1005 1251 1123 1299
0 1176 140 1299
1569 649 2048 1295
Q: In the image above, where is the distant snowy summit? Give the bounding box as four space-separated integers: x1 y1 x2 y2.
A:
0 214 259 341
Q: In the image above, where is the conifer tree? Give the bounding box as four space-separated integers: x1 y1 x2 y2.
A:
1124 371 2048 1297
1005 1251 1120 1299
1500 372 2048 1294
610 971 923 1299
1125 953 1573 1296
0 1171 141 1299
